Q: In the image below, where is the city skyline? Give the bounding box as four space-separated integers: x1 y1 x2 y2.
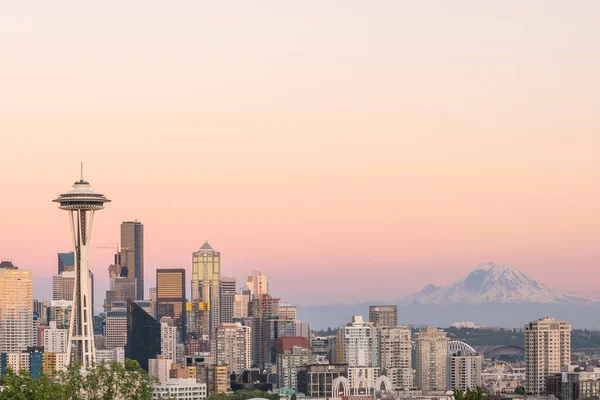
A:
2 1 600 305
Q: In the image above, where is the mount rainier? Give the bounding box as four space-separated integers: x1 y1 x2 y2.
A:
403 263 593 305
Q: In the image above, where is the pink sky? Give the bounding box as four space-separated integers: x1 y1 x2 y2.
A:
1 1 599 305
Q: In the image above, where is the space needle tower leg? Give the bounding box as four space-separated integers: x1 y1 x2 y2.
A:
55 167 110 370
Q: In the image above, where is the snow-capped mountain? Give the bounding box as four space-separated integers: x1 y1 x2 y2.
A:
404 263 594 305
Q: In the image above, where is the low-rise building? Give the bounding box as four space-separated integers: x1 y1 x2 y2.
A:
152 378 207 400
546 366 600 400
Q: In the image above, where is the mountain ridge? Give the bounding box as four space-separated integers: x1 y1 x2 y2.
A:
403 262 596 305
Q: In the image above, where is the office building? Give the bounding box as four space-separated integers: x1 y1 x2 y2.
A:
152 378 207 400
221 277 236 324
43 321 68 353
369 305 398 328
277 337 310 356
247 270 268 299
0 262 33 353
295 321 310 338
546 366 600 400
279 303 297 320
415 327 448 391
54 172 110 369
310 336 333 359
379 326 413 390
234 286 251 318
191 242 221 336
125 299 161 371
297 364 348 398
105 310 128 350
342 316 379 368
215 322 252 376
48 300 72 330
161 317 178 363
248 294 280 368
525 317 572 395
277 347 320 390
57 252 74 274
121 221 144 300
213 365 229 394
447 351 482 391
105 262 137 309
157 269 186 340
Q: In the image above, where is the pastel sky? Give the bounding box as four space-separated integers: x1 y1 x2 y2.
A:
1 1 599 306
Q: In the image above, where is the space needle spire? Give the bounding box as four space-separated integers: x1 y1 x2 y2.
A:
53 166 110 369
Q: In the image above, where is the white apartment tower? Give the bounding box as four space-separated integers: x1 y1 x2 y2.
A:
161 317 178 363
0 262 33 353
525 317 572 395
342 316 379 367
415 327 449 391
379 326 413 390
447 351 482 391
215 323 252 375
43 321 69 353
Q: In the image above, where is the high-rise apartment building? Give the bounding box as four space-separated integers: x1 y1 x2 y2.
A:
161 317 178 363
379 326 413 390
156 269 186 340
57 252 74 274
221 277 236 324
0 262 33 353
215 322 252 375
342 316 379 368
247 270 268 299
525 317 572 395
191 242 221 336
369 305 398 328
447 351 482 391
121 221 144 300
415 327 449 391
43 321 68 353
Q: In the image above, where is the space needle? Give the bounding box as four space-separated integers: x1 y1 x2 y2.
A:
53 165 110 369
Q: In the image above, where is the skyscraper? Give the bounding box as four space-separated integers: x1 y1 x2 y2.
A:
341 316 379 368
248 294 280 368
525 317 572 395
369 305 398 328
221 277 236 324
54 169 110 369
247 270 268 299
57 252 74 274
156 269 186 340
120 221 144 300
161 317 178 362
379 326 413 390
0 261 33 353
215 322 251 376
125 299 161 372
191 242 221 336
415 327 448 391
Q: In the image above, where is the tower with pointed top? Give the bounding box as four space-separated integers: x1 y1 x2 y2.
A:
191 242 221 338
53 168 110 369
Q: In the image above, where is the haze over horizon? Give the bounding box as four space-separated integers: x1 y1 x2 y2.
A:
2 1 599 306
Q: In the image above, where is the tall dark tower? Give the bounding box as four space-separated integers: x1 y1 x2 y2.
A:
53 165 110 369
120 221 144 300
